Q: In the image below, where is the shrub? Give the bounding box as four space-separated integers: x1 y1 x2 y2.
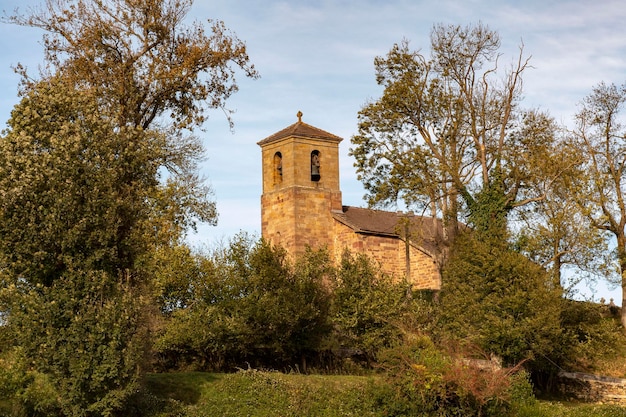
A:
374 334 537 417
558 299 626 375
329 251 416 365
0 271 146 417
439 232 563 373
155 234 333 371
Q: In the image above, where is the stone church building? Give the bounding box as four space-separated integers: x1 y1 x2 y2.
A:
258 112 442 290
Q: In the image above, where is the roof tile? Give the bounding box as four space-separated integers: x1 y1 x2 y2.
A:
257 119 343 146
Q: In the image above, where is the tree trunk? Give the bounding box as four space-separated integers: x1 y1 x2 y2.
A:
622 279 626 330
618 235 626 329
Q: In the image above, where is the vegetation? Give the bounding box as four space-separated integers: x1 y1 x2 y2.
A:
439 232 563 373
140 371 626 417
155 235 335 371
349 22 619 305
350 23 563 250
0 0 256 415
570 82 626 327
153 234 420 372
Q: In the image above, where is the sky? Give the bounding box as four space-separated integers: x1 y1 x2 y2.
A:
1 0 626 304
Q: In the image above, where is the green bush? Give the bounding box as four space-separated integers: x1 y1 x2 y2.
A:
155 234 333 371
0 271 146 417
155 237 427 373
330 250 417 365
558 299 626 374
439 232 563 372
373 334 538 417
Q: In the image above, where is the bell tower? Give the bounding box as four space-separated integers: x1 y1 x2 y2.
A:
258 111 343 256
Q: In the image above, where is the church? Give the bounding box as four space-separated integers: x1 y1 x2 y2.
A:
258 112 442 290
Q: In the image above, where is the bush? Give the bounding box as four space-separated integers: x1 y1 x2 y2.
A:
155 234 333 371
329 251 417 365
439 232 563 373
0 271 147 417
373 334 538 417
558 299 626 375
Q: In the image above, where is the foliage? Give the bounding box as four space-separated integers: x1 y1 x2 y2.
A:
6 0 259 131
512 127 611 290
439 232 563 371
0 271 147 417
155 234 333 371
373 334 537 417
350 23 559 243
558 300 626 375
155 238 426 372
0 0 258 413
0 77 160 287
570 81 626 327
0 78 156 416
330 250 418 364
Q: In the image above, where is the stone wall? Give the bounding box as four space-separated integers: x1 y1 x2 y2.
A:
557 371 626 405
332 221 441 289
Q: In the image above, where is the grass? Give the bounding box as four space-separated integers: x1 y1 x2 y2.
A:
145 370 384 417
530 402 626 417
144 370 626 417
146 370 380 417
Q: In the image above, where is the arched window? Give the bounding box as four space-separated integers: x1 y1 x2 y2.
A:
273 152 283 184
311 150 320 182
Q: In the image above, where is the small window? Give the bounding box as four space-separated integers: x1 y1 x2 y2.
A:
273 152 283 184
311 150 320 181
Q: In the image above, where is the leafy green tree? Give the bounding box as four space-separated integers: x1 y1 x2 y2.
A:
0 0 257 413
439 232 563 370
330 250 414 364
570 81 626 327
156 235 333 371
0 77 156 416
514 172 612 293
0 78 160 288
350 23 562 246
510 112 611 293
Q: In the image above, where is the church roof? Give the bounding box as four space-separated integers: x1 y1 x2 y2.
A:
332 205 444 257
257 111 343 146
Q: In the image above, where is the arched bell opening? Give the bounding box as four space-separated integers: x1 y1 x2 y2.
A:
273 151 283 184
311 150 320 182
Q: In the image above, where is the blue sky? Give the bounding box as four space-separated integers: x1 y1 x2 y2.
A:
1 0 626 303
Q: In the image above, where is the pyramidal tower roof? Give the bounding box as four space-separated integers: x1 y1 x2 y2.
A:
257 111 343 146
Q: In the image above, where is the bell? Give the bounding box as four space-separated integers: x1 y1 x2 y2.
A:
311 152 321 181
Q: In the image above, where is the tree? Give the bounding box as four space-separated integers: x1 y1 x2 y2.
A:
350 23 560 248
440 232 563 371
0 78 157 416
511 114 612 292
155 235 333 371
0 0 257 412
514 176 612 293
571 81 626 327
6 0 258 131
0 78 159 287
